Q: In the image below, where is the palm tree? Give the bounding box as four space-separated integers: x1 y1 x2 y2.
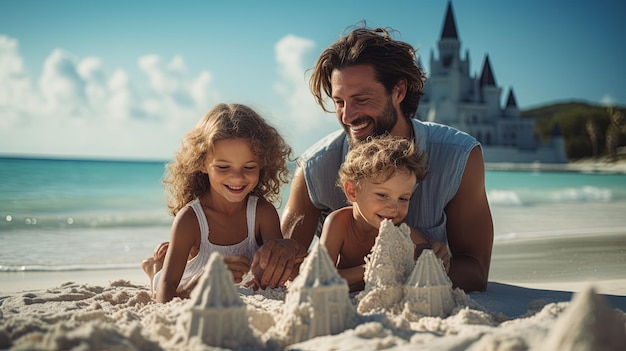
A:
605 106 625 161
586 119 599 157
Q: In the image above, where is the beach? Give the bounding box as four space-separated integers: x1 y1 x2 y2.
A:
2 158 626 350
2 230 625 350
3 230 626 296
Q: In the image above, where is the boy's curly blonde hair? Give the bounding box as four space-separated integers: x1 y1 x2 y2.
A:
163 103 293 215
338 135 429 191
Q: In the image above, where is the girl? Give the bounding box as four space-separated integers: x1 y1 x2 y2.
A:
142 103 293 303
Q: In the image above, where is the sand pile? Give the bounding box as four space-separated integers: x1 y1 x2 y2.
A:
1 219 625 350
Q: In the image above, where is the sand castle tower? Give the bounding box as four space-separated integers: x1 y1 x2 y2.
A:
357 219 415 314
271 243 356 345
186 252 257 349
541 285 626 351
403 249 456 318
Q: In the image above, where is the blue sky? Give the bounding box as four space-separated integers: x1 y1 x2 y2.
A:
1 0 624 160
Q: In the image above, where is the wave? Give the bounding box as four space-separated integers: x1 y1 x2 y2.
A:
487 186 617 206
0 263 139 272
494 226 626 242
0 211 172 231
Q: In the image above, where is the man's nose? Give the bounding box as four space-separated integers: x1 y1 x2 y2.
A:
341 102 358 125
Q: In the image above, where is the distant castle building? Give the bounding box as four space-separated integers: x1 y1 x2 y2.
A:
417 2 568 163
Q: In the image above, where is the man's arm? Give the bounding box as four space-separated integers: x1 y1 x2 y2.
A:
251 167 320 287
281 166 322 250
445 146 494 292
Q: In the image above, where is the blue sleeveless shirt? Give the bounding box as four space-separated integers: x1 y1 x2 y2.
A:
300 118 480 243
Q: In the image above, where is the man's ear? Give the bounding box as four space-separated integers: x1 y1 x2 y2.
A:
344 180 358 202
392 79 407 104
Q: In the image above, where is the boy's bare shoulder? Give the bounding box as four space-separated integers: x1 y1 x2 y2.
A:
328 206 353 218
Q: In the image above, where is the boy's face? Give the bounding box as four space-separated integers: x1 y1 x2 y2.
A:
346 169 417 230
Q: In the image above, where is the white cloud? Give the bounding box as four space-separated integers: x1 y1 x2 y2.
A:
272 35 339 155
0 36 38 128
0 33 342 159
39 49 89 117
0 35 220 160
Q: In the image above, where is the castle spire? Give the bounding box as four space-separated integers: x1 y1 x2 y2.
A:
479 54 497 87
440 1 459 39
506 88 518 108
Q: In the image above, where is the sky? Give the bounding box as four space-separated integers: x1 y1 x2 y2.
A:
1 0 624 160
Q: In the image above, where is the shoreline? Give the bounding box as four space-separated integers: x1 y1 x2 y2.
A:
2 231 625 297
486 158 626 174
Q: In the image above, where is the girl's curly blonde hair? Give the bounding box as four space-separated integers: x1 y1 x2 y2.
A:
338 135 429 191
163 103 293 215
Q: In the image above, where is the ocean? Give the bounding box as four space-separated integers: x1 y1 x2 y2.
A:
1 157 625 273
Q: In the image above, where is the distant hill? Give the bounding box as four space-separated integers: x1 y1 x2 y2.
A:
520 101 626 160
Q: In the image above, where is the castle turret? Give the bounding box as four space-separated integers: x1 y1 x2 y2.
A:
272 243 356 345
186 252 257 349
438 2 461 69
416 1 567 163
504 88 520 118
479 55 502 117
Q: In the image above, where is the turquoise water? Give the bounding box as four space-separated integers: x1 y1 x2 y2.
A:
1 157 625 271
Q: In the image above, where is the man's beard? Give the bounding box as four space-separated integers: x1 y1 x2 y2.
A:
345 96 398 146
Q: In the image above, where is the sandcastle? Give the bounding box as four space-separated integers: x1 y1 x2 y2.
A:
358 219 464 318
186 252 258 349
186 244 356 349
185 219 465 349
403 249 456 318
357 219 415 314
270 242 357 346
542 285 626 350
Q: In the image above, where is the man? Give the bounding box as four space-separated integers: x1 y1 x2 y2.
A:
254 27 493 292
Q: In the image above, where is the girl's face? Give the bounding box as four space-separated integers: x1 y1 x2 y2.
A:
201 138 260 203
346 169 416 230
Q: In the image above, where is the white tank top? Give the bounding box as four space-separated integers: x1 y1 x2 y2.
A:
153 195 260 291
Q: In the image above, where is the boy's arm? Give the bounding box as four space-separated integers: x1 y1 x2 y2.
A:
319 211 344 266
337 265 366 292
320 210 366 291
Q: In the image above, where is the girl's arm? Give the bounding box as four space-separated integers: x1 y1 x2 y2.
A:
256 198 284 243
156 207 199 303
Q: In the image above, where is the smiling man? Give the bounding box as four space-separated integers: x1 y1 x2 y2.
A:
255 27 493 293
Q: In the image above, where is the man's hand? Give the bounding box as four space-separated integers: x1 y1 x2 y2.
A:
223 255 251 284
251 238 307 289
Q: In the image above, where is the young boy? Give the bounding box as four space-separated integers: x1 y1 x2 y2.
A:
320 135 448 292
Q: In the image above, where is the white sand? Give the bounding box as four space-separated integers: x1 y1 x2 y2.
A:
1 231 626 350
